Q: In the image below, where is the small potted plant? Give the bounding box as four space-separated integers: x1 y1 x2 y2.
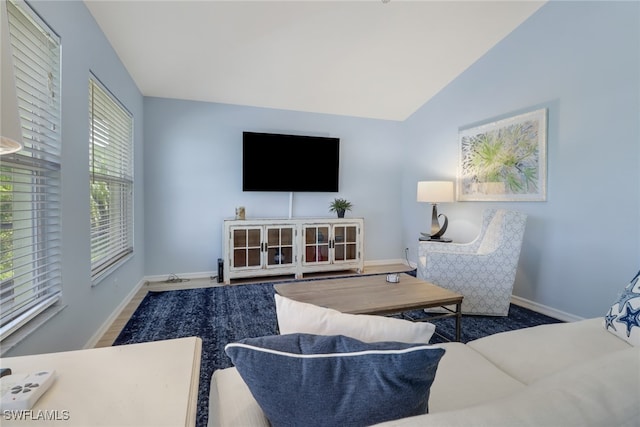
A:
329 198 352 218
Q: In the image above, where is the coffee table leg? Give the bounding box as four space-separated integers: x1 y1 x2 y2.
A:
455 302 462 342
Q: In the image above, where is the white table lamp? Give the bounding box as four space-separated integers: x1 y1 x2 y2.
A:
417 181 454 240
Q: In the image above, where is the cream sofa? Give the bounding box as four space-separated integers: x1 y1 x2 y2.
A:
208 318 639 427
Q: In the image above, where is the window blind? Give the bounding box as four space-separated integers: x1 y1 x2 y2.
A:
89 78 133 283
1 0 62 341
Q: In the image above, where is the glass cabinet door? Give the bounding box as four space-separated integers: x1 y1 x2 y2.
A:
304 225 329 264
333 225 358 262
266 226 295 267
232 227 262 268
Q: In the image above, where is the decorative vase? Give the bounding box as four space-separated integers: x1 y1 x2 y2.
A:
337 209 345 218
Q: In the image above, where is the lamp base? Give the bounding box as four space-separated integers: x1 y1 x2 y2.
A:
426 204 449 239
419 235 452 243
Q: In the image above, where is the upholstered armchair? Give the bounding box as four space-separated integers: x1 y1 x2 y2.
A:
417 209 527 316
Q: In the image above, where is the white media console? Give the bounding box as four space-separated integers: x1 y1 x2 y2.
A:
223 218 364 284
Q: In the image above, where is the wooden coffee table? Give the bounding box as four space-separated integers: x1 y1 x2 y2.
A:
274 273 464 341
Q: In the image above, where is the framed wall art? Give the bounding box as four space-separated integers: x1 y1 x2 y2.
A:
457 108 547 202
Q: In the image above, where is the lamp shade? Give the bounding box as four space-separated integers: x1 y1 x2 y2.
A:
1 1 23 155
417 181 454 203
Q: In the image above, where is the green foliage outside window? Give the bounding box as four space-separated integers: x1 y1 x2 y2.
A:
0 170 13 282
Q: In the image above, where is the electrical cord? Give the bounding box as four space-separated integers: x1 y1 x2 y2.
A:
164 273 190 283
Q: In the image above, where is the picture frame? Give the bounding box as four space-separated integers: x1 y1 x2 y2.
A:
457 108 547 202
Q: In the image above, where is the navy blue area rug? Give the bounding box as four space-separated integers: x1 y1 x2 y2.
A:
410 304 562 343
113 277 561 427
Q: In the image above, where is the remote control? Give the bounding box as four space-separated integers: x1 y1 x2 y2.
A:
0 370 56 411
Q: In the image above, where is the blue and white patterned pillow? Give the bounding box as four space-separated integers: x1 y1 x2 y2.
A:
604 270 640 346
225 333 445 427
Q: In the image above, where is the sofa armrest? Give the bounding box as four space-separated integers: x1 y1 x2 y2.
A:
208 368 269 427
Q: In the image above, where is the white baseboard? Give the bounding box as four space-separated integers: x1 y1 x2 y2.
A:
510 295 583 322
83 277 146 349
146 263 411 282
364 259 413 268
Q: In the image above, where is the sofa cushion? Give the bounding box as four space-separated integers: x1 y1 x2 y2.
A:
604 269 640 346
225 333 445 427
428 342 525 412
468 318 631 384
374 347 640 427
275 294 435 343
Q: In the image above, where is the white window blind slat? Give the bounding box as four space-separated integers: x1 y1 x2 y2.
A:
2 275 62 308
1 0 62 341
89 77 134 283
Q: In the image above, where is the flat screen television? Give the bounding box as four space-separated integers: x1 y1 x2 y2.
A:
242 132 340 192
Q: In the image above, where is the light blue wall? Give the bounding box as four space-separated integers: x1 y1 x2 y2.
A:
4 1 145 356
402 0 640 319
143 99 404 275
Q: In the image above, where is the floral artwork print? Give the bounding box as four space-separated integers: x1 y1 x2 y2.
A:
457 108 547 201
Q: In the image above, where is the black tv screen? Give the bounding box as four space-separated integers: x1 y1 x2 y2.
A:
243 132 340 192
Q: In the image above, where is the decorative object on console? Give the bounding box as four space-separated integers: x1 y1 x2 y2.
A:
458 108 547 201
1 2 23 156
604 269 640 346
328 197 352 218
418 209 527 316
417 181 454 241
225 333 445 427
235 206 245 220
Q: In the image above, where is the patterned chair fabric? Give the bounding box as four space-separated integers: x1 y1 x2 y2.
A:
417 209 528 316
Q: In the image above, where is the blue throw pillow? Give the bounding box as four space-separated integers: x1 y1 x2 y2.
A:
225 333 445 427
604 269 640 346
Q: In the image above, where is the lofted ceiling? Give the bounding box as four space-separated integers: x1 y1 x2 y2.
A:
84 0 546 121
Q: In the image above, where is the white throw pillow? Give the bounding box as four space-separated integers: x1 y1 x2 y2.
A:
604 269 640 346
275 294 436 344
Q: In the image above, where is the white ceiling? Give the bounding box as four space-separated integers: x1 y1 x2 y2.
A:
84 0 545 121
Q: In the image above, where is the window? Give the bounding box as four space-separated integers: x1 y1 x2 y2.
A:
89 78 133 283
1 0 62 341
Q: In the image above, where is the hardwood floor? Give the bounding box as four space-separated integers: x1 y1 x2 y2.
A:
94 263 412 348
